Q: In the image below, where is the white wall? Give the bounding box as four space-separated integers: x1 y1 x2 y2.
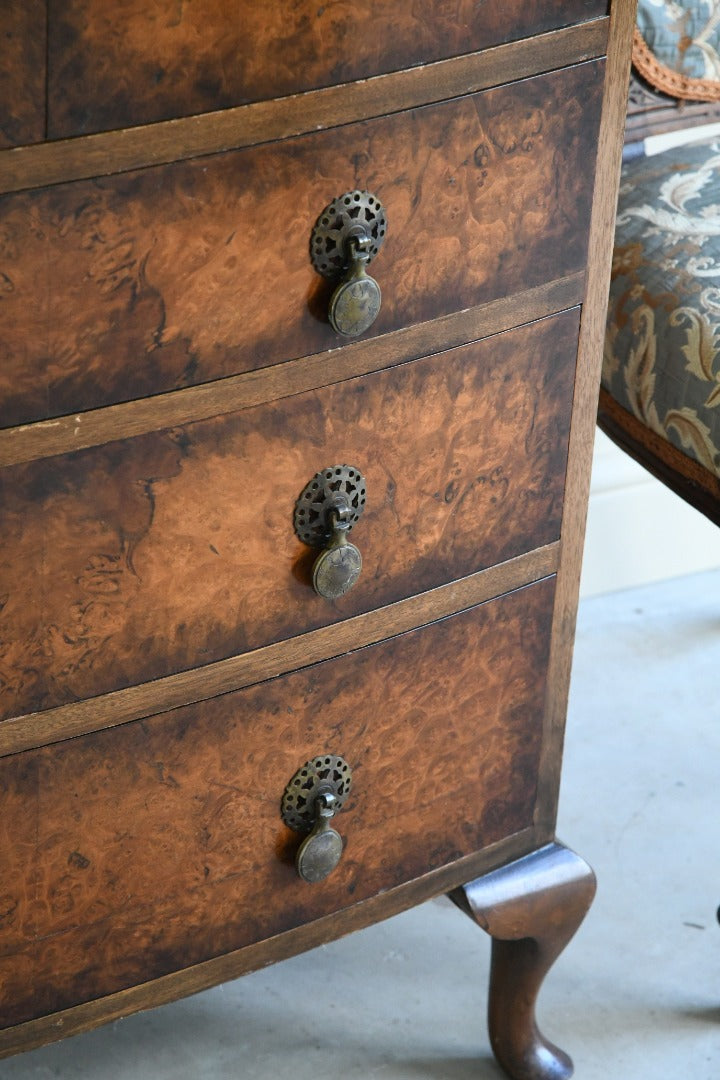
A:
580 430 720 597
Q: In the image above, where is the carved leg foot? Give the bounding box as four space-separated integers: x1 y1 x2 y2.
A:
448 842 596 1080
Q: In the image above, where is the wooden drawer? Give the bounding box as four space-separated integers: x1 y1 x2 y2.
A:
0 310 577 721
0 2 46 149
0 62 603 427
45 0 607 138
0 576 554 1028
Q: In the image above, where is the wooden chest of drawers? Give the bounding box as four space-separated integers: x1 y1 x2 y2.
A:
0 3 635 1075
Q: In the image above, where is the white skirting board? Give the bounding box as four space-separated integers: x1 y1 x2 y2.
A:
579 430 720 598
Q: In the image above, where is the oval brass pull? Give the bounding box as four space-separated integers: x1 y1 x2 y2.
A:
282 755 353 884
311 190 386 338
296 792 344 884
294 465 366 601
312 505 362 601
328 236 381 338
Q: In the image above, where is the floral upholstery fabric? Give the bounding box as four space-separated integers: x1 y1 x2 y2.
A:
637 0 720 82
604 138 720 478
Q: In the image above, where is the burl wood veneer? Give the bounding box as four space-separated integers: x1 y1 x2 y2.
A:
0 63 602 427
0 311 577 721
0 1 46 149
46 0 607 137
0 1 637 1074
0 579 553 1028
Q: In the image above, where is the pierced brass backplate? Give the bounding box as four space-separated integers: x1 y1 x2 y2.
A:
310 190 386 280
294 464 366 547
294 466 367 600
310 190 387 337
281 755 353 833
282 755 353 883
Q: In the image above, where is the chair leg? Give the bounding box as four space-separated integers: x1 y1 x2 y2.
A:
448 842 596 1080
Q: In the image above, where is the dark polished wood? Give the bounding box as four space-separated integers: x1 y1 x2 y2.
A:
0 547 559 760
46 0 607 137
0 1 638 1070
0 312 578 721
0 277 585 468
0 826 541 1062
0 1 46 148
0 64 603 426
449 843 596 1080
0 580 554 1029
0 22 609 197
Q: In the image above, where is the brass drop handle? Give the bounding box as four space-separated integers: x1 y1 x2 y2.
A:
310 190 387 338
282 755 353 884
328 236 381 338
294 465 367 601
311 506 362 601
295 792 344 884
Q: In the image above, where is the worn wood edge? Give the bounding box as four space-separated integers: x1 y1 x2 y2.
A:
0 824 541 1058
0 20 609 195
0 546 558 759
0 275 585 467
535 0 638 835
597 387 720 524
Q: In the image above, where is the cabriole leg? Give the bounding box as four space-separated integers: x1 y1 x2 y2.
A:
448 842 595 1080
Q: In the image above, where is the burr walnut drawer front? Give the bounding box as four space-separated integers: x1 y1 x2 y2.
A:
0 62 603 427
0 576 555 1029
44 0 606 138
0 310 578 722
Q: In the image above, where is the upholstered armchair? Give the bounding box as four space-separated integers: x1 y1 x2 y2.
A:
601 0 720 523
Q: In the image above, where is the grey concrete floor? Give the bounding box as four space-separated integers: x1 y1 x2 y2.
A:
3 569 719 1079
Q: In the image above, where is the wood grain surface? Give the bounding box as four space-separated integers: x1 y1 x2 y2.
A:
0 278 584 468
0 63 604 427
0 311 578 721
0 21 609 196
0 1 46 148
0 548 558 759
0 578 555 1029
450 842 596 1080
45 0 606 137
535 0 638 837
0 827 540 1060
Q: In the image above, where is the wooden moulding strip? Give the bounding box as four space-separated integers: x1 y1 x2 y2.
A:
0 275 585 468
535 0 638 836
0 546 558 760
0 20 609 194
0 826 542 1059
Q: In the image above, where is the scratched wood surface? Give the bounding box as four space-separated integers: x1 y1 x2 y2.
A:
44 0 606 137
0 310 578 722
0 63 604 427
0 0 46 148
0 578 554 1028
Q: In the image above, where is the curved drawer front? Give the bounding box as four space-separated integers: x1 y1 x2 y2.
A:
45 0 606 137
0 2 46 148
0 62 603 427
0 310 577 720
0 577 554 1028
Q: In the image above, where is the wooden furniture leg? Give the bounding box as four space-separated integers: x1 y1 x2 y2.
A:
448 842 596 1080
